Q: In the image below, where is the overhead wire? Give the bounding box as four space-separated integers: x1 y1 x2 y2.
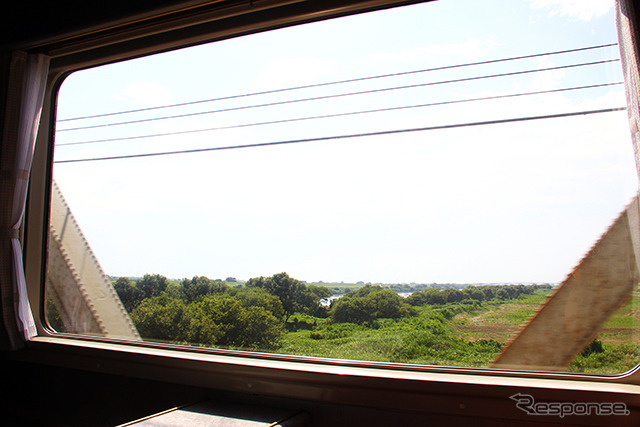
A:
55 82 624 147
56 58 620 133
54 108 626 164
56 43 618 123
54 41 625 164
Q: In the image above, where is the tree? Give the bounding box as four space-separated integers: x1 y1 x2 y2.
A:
299 284 332 317
180 275 229 303
130 292 284 349
442 288 464 303
188 294 283 349
234 305 283 349
130 295 195 343
246 272 310 322
406 288 445 306
331 285 415 324
331 296 372 324
306 284 333 301
480 286 496 300
496 287 510 300
463 287 485 302
234 287 285 320
137 274 169 299
113 277 144 312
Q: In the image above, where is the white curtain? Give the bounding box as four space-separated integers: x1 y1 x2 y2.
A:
617 0 640 181
11 53 50 340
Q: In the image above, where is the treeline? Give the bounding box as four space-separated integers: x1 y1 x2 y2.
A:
405 284 552 306
320 282 554 296
330 285 416 325
112 273 551 351
327 283 552 325
114 272 331 349
114 275 419 345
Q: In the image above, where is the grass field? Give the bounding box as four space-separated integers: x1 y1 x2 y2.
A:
277 288 640 374
102 276 640 375
569 292 640 374
450 291 549 343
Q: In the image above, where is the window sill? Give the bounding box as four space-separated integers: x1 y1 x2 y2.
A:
7 335 640 422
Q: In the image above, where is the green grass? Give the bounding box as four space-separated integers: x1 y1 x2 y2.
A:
278 305 503 366
568 343 640 374
571 293 640 374
276 288 640 375
450 290 550 342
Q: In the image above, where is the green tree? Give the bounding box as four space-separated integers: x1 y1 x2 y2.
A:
130 295 195 343
406 288 445 306
180 275 229 303
164 281 182 299
299 284 332 317
137 274 169 299
130 293 283 349
246 272 313 322
496 287 510 300
234 305 283 349
480 286 496 300
330 296 372 324
189 294 283 349
113 277 144 312
331 285 415 324
442 288 464 303
234 287 285 320
463 287 485 302
306 284 333 301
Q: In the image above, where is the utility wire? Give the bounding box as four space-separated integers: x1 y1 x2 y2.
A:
57 59 619 133
54 107 626 164
56 43 618 123
56 82 624 147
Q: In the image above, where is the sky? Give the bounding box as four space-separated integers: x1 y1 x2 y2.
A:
51 0 638 284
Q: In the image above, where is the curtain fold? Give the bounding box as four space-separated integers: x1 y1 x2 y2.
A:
12 53 50 341
0 52 50 347
617 0 640 181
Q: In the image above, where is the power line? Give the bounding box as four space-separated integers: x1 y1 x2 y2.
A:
57 59 619 133
54 107 626 164
55 82 624 147
56 43 618 123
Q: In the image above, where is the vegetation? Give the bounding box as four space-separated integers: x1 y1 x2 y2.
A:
331 285 415 325
113 274 296 349
112 272 331 350
405 283 549 306
46 273 639 374
245 273 331 321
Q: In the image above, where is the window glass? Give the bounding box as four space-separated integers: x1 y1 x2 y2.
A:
47 0 639 374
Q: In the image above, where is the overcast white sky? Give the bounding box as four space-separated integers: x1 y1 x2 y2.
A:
52 0 638 284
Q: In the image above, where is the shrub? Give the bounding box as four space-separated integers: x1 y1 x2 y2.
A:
331 285 416 324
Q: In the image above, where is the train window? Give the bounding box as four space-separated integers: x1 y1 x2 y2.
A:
46 0 640 375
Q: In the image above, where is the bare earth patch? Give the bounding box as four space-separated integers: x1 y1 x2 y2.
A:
452 303 539 343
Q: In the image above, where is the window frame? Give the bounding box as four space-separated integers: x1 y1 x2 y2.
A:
16 0 640 421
